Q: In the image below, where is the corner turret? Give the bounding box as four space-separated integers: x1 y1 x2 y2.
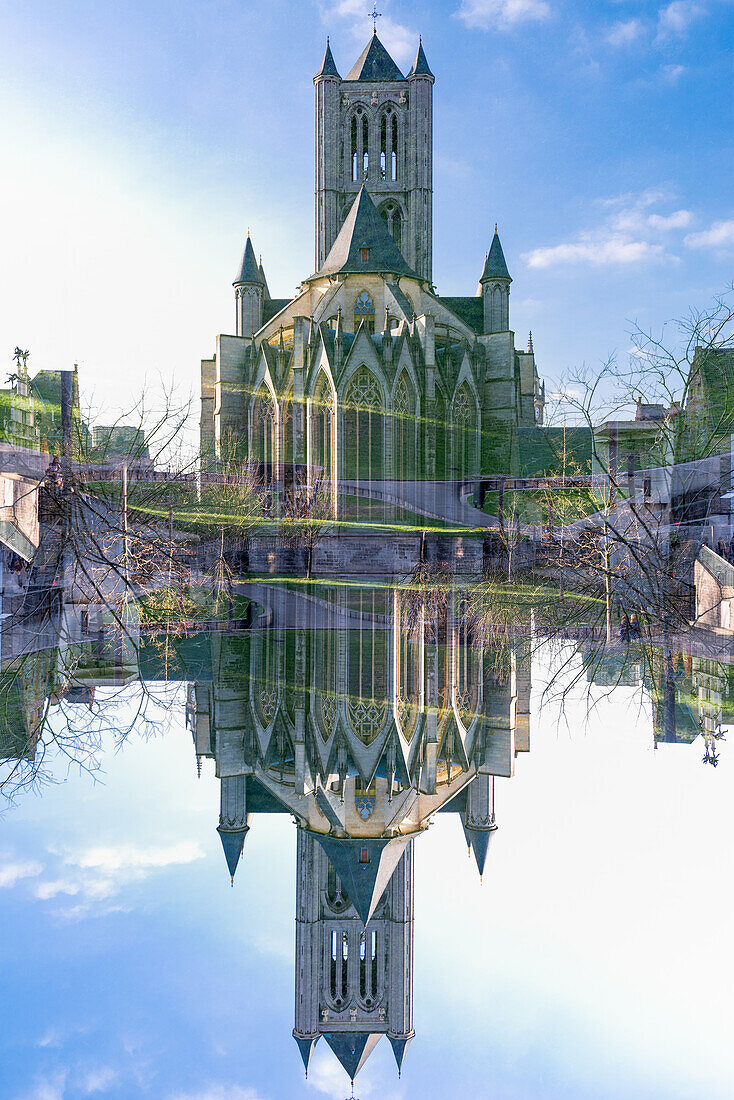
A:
480 225 512 334
233 234 265 337
217 774 250 883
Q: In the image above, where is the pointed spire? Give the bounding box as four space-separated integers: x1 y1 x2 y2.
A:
310 832 413 925
293 1033 320 1073
196 754 202 778
234 234 264 286
481 226 511 283
527 330 534 354
259 257 270 301
463 823 497 877
217 823 250 881
388 1034 413 1073
345 35 404 81
312 185 417 281
323 1032 382 1080
408 36 433 79
315 37 340 79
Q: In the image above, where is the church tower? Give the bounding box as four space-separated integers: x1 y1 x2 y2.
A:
314 34 434 282
293 829 414 1082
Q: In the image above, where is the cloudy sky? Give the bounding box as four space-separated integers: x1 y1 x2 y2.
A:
1 664 733 1099
1 0 733 415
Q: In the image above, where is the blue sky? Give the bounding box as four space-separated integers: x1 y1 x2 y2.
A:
1 668 733 1099
1 0 733 414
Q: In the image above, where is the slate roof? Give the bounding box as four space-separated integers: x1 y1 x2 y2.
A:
234 236 263 285
312 185 418 281
481 228 511 282
345 34 404 82
262 299 290 325
217 824 249 880
408 38 433 78
438 296 484 334
310 831 413 925
315 39 340 78
323 1032 382 1080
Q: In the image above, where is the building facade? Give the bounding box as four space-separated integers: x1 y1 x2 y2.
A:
188 581 532 1083
200 35 545 504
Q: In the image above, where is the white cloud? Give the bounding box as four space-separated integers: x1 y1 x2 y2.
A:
656 0 705 41
523 191 691 270
456 0 551 29
29 842 204 919
320 1 416 65
685 219 734 249
70 841 203 874
18 1072 67 1100
0 859 43 888
660 62 686 82
525 237 665 269
307 1051 353 1097
168 1087 263 1100
606 18 645 46
79 1068 118 1095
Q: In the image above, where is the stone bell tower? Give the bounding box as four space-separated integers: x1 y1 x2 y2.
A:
314 34 434 281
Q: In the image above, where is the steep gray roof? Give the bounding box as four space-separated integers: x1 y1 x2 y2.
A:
389 1035 413 1073
345 34 404 82
294 1034 319 1073
217 824 249 880
323 1032 382 1080
439 296 484 334
313 185 418 281
234 236 264 286
310 832 413 925
408 38 433 78
315 39 340 78
462 822 496 877
481 228 512 282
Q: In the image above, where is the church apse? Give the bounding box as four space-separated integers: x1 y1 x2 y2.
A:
200 33 546 497
187 579 532 1084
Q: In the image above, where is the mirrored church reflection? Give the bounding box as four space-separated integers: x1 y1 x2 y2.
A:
187 580 532 1085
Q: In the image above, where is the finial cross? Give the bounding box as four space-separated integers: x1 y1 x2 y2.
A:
368 2 381 32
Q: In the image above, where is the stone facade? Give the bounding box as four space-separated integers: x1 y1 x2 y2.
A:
200 35 545 495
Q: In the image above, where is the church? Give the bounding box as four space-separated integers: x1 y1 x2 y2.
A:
200 33 545 507
188 580 532 1084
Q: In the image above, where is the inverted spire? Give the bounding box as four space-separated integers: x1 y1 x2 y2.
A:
310 832 412 925
217 822 250 880
345 34 404 81
234 235 264 286
312 185 417 281
461 821 497 877
323 1032 382 1080
315 38 340 79
388 1034 413 1073
480 227 512 283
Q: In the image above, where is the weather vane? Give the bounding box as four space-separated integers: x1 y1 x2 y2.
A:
368 2 381 33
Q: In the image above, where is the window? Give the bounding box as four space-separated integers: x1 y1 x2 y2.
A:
361 247 369 264
380 202 402 251
354 290 375 333
362 114 369 179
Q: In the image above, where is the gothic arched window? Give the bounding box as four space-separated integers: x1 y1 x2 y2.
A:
251 385 277 488
354 290 375 334
379 201 402 252
453 384 477 479
393 373 415 481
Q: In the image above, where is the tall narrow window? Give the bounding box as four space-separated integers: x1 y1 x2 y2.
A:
391 114 398 181
354 290 375 334
362 115 369 178
380 116 387 180
351 115 358 182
